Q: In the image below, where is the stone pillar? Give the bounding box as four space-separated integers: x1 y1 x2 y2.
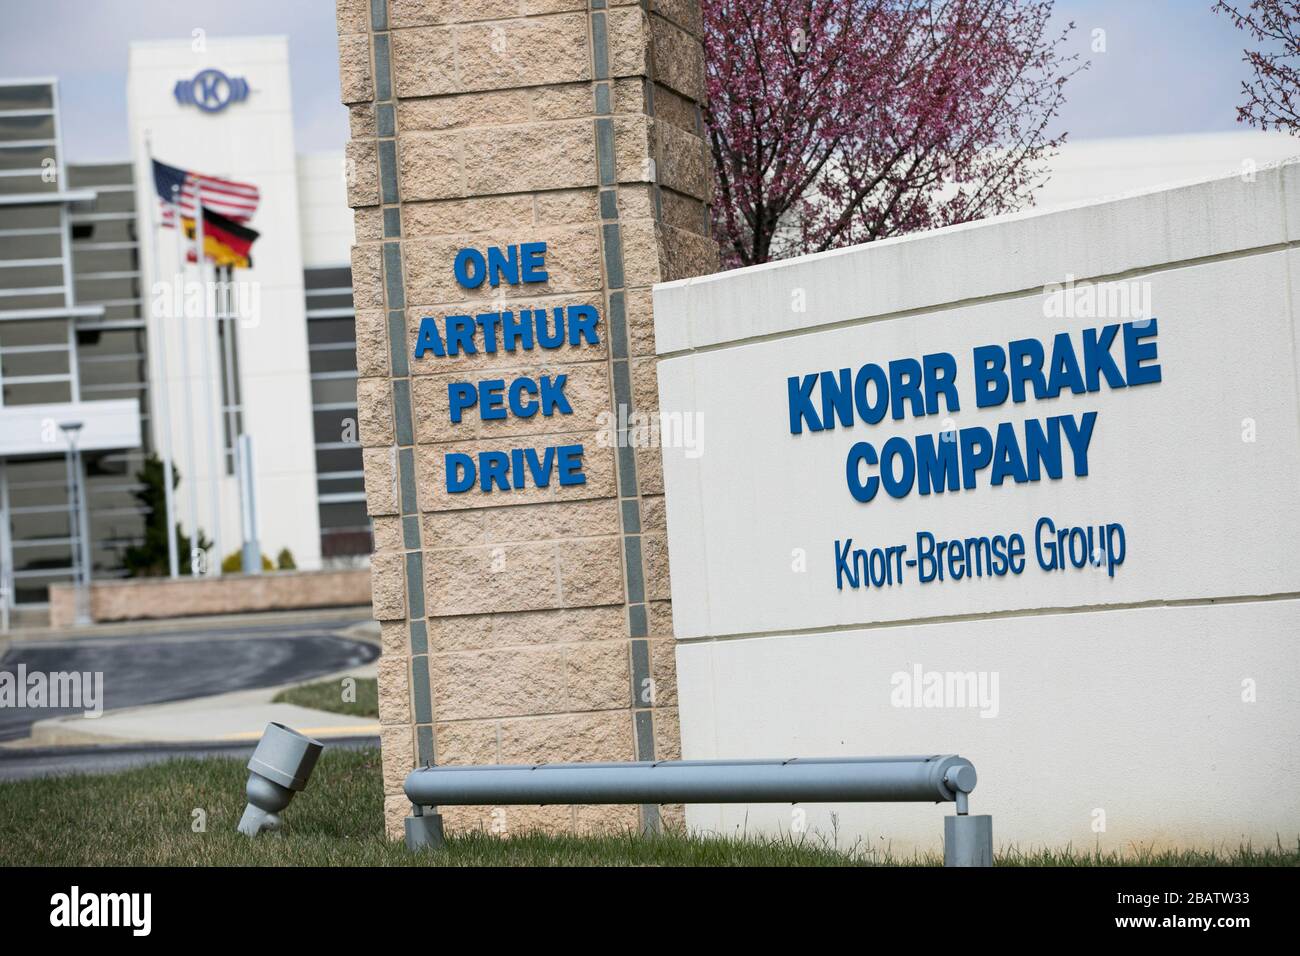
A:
337 0 717 839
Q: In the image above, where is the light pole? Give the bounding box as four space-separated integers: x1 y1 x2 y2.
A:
58 421 90 626
236 433 261 575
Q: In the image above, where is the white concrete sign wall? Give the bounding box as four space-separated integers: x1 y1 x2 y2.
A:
653 161 1300 853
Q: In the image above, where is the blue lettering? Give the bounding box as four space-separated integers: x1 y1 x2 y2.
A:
454 248 486 288
789 374 821 434
973 345 1009 407
846 441 878 502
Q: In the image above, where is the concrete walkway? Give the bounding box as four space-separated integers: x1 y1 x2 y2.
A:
25 661 379 745
1 609 381 748
0 736 378 783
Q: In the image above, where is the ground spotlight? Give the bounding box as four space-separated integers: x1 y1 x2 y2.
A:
237 722 323 837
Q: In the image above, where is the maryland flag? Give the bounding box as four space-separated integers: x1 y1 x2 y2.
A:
182 205 260 269
152 158 260 268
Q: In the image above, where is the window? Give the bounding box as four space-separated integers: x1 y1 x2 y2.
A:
0 319 68 348
0 317 73 406
0 113 56 143
0 233 61 260
0 263 64 291
84 449 147 575
0 84 54 112
304 266 351 291
3 379 71 404
0 203 59 230
1 348 68 377
315 444 363 475
74 276 138 302
83 190 134 215
73 246 138 275
211 268 245 475
0 173 56 195
69 218 134 243
67 164 132 188
304 266 370 560
217 316 243 474
3 455 76 604
68 161 158 572
0 200 68 311
0 143 55 172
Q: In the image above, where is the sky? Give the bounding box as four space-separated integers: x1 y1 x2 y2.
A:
0 0 1270 162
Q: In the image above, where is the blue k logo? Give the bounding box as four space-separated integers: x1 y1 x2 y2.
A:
174 69 250 113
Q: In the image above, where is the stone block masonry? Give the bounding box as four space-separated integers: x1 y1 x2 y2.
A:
337 0 717 839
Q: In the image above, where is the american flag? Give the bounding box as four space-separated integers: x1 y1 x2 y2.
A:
152 159 259 227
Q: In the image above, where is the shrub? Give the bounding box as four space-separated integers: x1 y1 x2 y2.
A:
221 550 273 573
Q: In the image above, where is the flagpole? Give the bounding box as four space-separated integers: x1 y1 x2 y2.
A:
194 202 224 576
144 137 179 579
219 264 239 470
171 184 202 577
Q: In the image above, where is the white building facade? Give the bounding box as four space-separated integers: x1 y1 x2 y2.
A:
0 37 363 614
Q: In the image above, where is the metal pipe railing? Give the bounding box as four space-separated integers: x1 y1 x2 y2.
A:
402 754 992 866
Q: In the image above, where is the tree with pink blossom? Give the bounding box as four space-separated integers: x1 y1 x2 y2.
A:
703 0 1081 267
1214 0 1300 134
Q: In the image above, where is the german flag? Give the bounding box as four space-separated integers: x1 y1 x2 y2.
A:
182 205 259 268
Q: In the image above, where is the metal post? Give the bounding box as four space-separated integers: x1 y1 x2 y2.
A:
144 134 180 579
237 433 260 574
944 815 994 867
404 804 445 850
58 422 89 626
171 186 202 577
62 438 75 599
194 205 223 575
0 461 10 633
72 436 90 625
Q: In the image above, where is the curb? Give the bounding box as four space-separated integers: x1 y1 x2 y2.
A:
24 716 382 748
1 606 375 645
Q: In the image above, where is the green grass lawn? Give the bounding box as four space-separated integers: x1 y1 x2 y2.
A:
272 676 378 718
1 748 1296 866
